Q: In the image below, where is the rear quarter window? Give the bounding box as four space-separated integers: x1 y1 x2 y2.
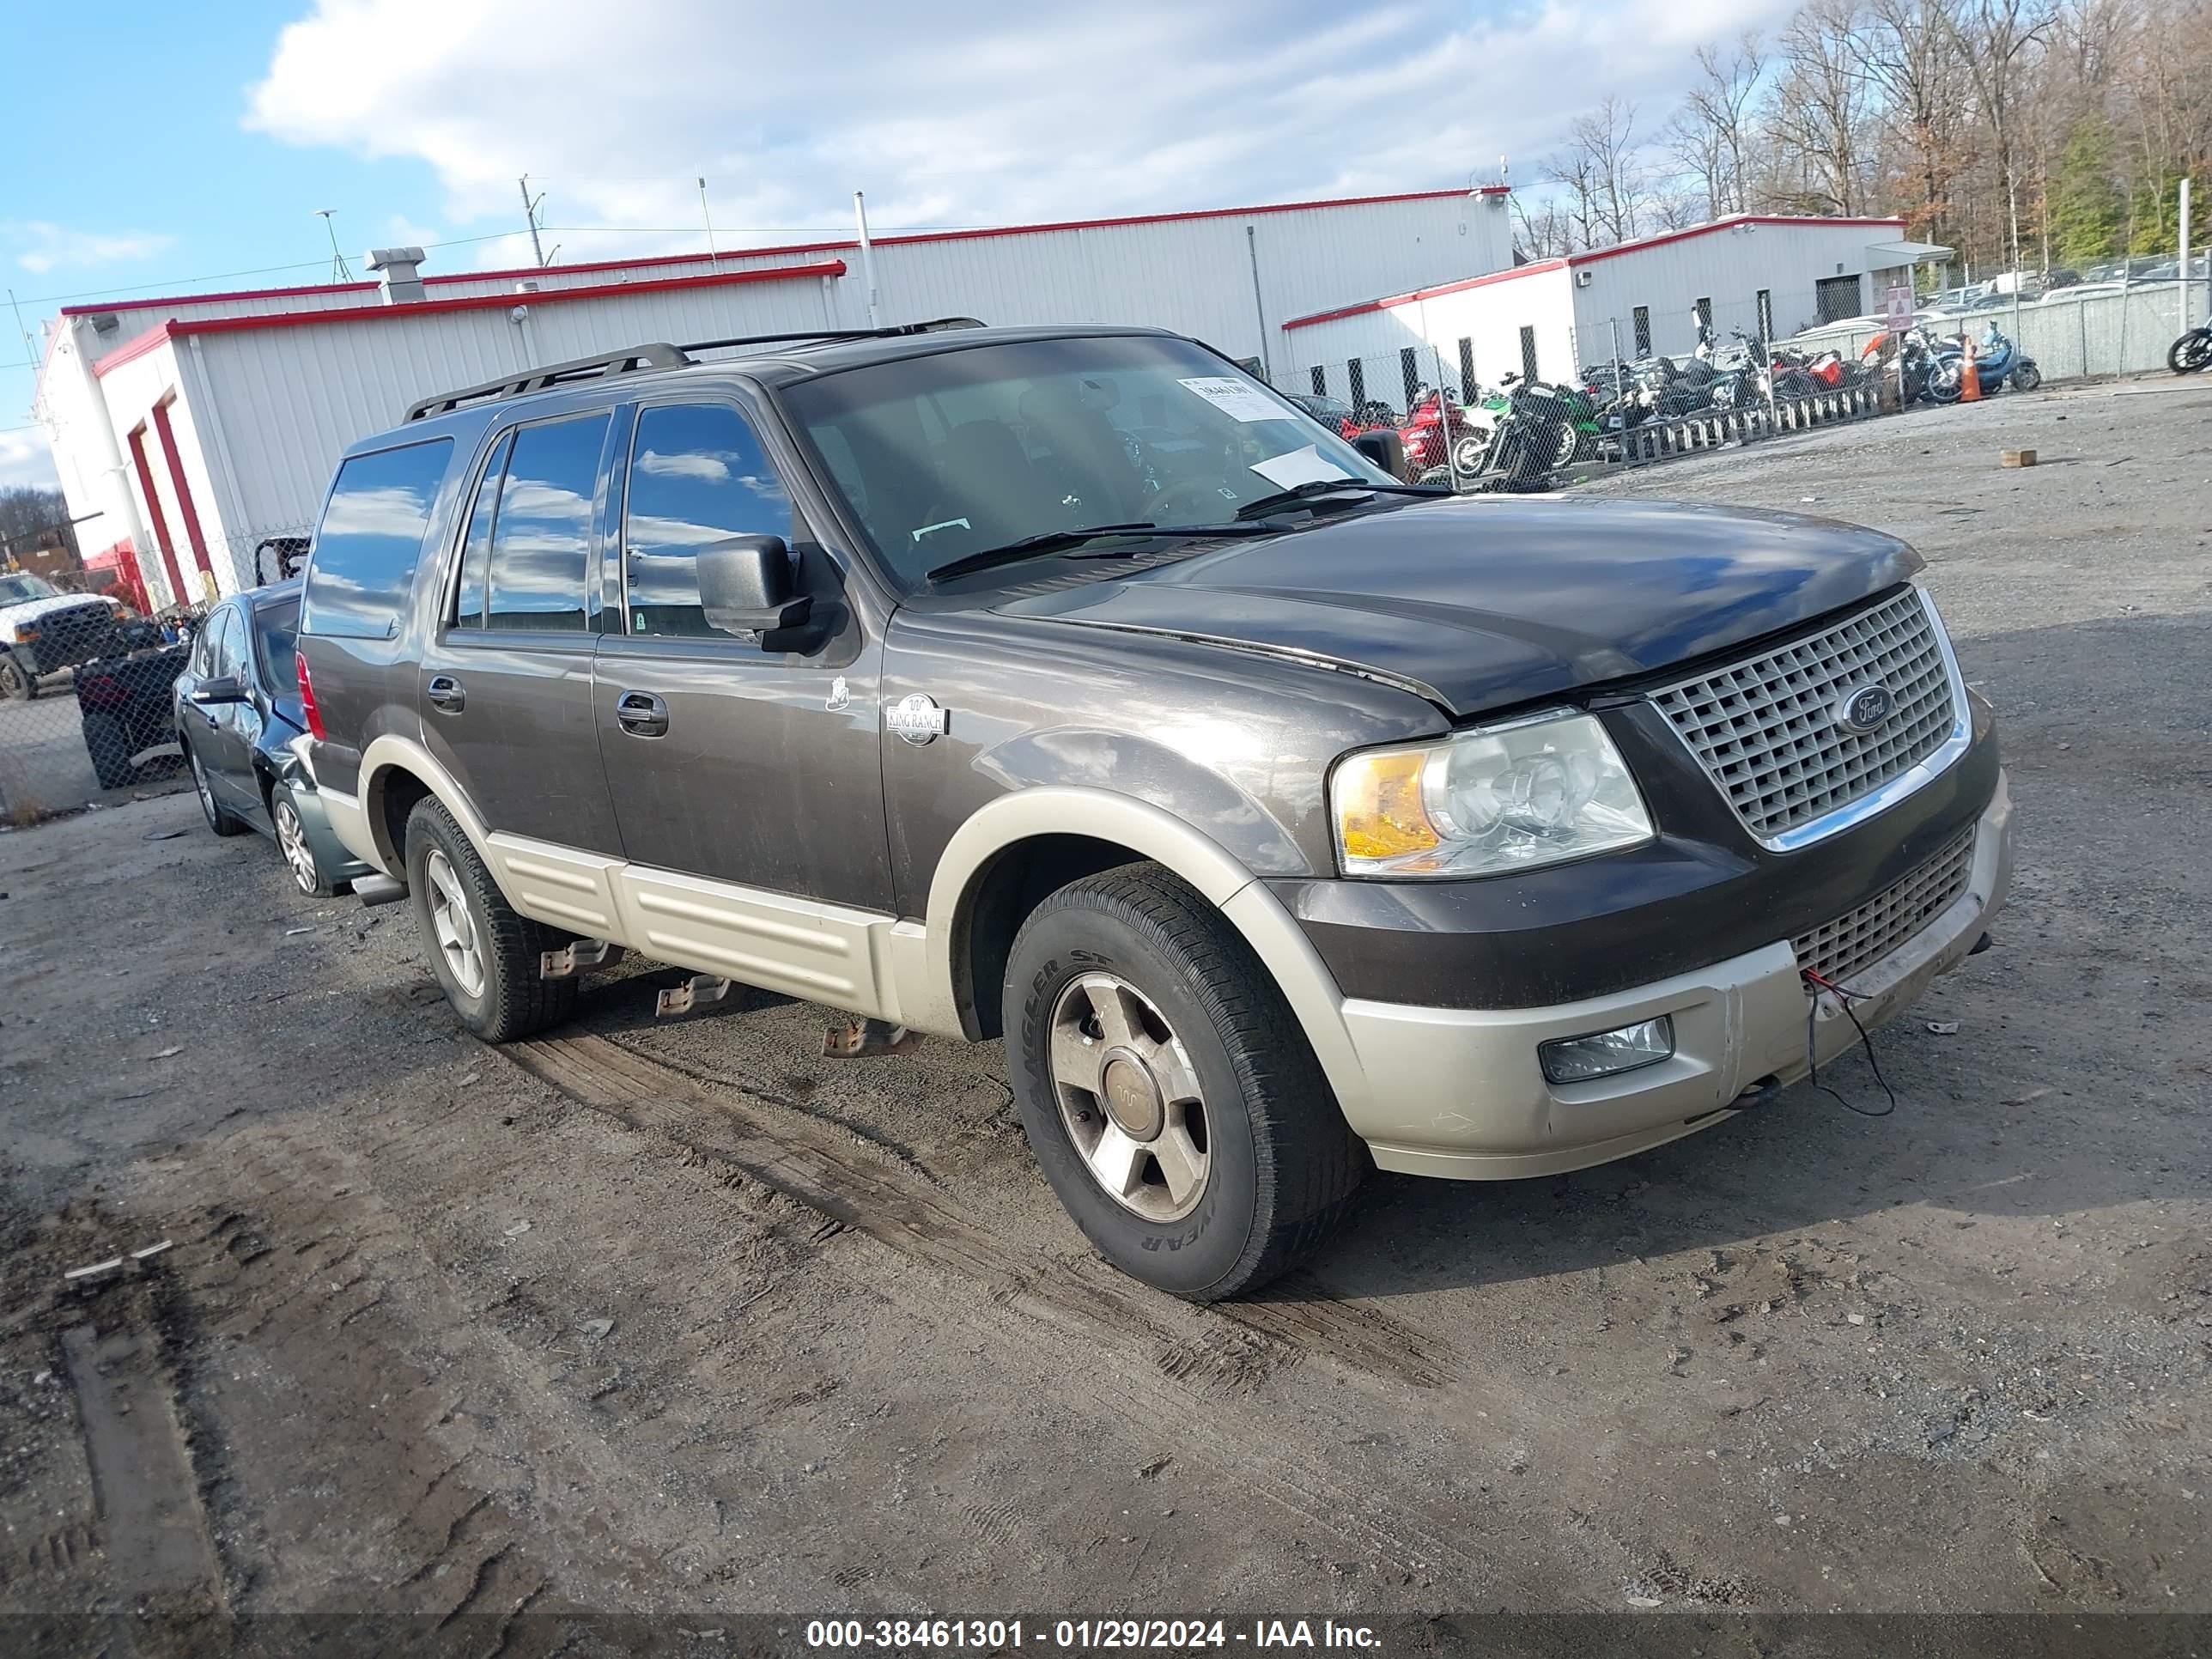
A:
299 439 455 639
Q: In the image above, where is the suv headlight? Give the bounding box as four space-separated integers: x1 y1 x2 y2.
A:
1331 709 1654 878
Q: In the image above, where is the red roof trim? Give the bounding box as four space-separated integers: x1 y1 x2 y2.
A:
1283 259 1567 330
63 281 380 317
91 324 176 376
419 188 1497 286
1280 215 1911 330
134 260 848 351
1565 213 1906 270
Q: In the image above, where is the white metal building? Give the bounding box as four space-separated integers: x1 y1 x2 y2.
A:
32 187 1516 609
1282 214 1936 410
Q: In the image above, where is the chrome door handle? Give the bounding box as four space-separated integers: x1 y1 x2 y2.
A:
425 674 465 713
615 690 669 738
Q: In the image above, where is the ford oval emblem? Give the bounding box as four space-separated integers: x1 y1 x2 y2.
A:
1832 683 1895 735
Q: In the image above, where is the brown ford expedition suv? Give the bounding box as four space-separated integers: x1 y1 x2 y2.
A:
293 321 2012 1300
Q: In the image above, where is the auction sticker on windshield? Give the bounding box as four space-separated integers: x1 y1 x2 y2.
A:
1178 376 1288 422
1250 445 1353 490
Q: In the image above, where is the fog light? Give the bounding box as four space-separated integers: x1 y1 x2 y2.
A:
1539 1016 1674 1085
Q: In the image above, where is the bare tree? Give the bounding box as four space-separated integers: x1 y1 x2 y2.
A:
1942 0 2059 276
1861 0 1971 242
1679 34 1768 213
1764 0 1876 216
1547 96 1652 247
1510 194 1576 259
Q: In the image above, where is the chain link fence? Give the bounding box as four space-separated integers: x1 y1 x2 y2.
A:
1 524 311 825
1293 269 2208 503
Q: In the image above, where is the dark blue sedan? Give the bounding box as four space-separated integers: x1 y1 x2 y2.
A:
172 580 372 896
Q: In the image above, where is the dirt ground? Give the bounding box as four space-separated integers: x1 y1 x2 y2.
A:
2 378 2209 1656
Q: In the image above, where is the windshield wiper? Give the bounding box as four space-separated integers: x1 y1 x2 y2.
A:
925 521 1273 583
1231 478 1454 521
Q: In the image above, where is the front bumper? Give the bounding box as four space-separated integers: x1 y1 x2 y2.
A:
1339 774 2012 1179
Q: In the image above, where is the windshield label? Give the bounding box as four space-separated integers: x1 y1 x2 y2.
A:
1177 376 1286 422
1249 445 1355 492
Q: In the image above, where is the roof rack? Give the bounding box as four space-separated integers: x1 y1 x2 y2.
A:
403 317 986 422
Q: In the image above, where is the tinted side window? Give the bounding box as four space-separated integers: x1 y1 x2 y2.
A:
300 439 454 639
486 415 608 633
622 404 793 637
452 431 514 629
253 598 301 698
210 607 246 678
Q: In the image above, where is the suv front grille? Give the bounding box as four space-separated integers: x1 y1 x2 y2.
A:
1793 824 1976 989
1650 589 1960 846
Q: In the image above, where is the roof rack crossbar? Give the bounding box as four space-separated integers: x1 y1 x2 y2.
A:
403 318 986 422
404 342 690 422
678 317 987 356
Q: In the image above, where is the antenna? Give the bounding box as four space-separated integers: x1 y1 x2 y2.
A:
518 175 548 266
699 176 719 260
315 210 354 281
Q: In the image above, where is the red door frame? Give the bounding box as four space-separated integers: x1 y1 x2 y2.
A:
125 424 189 607
150 393 214 594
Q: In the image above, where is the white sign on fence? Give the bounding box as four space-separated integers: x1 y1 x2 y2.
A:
1884 284 1915 334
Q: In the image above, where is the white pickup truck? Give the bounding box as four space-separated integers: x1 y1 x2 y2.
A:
0 572 128 700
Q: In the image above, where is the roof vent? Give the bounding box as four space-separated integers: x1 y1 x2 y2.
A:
368 246 428 303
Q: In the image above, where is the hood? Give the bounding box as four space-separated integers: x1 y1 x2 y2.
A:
2 592 117 629
991 495 1922 717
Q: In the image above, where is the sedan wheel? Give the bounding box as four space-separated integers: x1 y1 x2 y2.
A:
273 794 321 896
424 847 488 998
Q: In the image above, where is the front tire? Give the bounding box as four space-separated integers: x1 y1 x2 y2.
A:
2168 331 2211 374
0 654 33 702
1003 863 1365 1300
404 797 577 1042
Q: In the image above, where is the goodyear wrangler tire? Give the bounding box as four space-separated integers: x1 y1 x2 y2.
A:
1004 861 1366 1300
404 797 578 1042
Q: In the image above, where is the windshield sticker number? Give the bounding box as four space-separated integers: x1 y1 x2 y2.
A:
1177 376 1288 423
1249 445 1356 492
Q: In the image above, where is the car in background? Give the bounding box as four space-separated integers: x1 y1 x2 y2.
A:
173 580 371 896
0 570 129 701
1285 392 1358 437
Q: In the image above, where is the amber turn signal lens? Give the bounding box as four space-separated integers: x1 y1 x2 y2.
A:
1334 748 1440 862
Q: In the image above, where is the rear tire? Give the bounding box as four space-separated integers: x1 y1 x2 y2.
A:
404 797 577 1042
1003 862 1365 1301
83 711 136 790
272 787 337 898
2010 362 2042 392
2169 331 2212 374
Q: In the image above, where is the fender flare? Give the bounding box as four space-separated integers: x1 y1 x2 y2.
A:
917 787 1372 1121
349 735 494 876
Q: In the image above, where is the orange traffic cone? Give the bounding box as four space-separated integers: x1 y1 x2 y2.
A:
1960 336 1981 402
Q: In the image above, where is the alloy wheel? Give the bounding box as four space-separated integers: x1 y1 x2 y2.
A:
274 797 318 894
1048 972 1211 1222
424 848 487 998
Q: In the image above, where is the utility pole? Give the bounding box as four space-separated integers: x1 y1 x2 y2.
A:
518 177 547 267
853 191 882 328
315 210 353 281
699 177 719 259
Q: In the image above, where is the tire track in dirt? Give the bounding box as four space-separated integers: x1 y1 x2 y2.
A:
501 1031 1563 1597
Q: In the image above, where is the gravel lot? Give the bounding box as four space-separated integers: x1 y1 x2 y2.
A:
2 379 2208 1653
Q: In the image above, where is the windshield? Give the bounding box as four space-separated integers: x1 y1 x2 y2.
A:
0 573 62 605
781 335 1397 588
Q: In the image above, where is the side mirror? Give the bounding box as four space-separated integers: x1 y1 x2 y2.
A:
1351 428 1406 480
190 674 247 706
696 535 813 639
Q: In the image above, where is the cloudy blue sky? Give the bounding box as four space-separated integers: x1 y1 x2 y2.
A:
3 0 1792 489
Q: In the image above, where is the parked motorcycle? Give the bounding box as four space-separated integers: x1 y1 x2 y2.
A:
2170 324 2212 374
1926 325 2041 401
